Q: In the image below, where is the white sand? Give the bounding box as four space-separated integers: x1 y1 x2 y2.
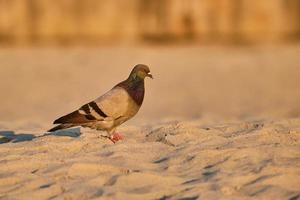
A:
0 46 300 199
0 119 300 199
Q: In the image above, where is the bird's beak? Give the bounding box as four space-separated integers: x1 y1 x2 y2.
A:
147 72 153 79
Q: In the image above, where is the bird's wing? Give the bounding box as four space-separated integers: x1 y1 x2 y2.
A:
53 101 106 124
53 86 136 125
94 86 134 119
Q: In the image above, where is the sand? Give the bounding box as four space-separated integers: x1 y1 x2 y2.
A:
0 45 300 199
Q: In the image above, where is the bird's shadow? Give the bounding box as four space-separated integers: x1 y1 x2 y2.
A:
42 128 81 138
0 128 81 144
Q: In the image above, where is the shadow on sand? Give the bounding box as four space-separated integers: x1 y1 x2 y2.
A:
0 128 81 144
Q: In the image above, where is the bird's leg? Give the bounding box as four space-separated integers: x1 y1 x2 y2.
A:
107 129 123 143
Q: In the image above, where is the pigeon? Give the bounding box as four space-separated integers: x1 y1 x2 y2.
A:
48 64 153 143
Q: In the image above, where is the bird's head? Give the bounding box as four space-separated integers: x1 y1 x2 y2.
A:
129 64 153 80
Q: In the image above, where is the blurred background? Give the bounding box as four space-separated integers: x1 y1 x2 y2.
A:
0 0 300 45
0 0 300 128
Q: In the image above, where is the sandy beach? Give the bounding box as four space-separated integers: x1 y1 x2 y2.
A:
0 46 300 199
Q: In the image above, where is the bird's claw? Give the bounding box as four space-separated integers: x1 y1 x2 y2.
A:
109 132 123 143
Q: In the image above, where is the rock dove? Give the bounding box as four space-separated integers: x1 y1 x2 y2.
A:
48 64 153 143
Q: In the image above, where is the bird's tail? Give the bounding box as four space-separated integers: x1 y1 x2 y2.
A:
48 124 75 132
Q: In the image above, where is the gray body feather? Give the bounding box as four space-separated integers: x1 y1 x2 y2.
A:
49 86 140 134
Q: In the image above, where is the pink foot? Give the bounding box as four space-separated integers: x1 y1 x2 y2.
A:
110 132 123 143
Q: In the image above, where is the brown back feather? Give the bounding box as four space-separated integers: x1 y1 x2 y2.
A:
53 110 96 124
